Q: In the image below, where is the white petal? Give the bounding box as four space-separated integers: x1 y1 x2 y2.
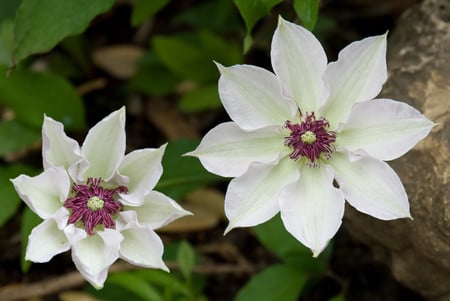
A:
69 229 123 289
323 34 387 128
81 107 126 181
11 167 70 218
117 144 166 206
280 166 344 257
122 190 191 229
187 122 286 177
225 157 299 233
42 116 83 171
271 17 328 112
329 151 411 220
25 219 70 262
337 99 434 160
119 225 168 271
216 63 296 130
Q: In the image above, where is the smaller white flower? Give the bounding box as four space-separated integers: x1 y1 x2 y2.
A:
12 107 191 288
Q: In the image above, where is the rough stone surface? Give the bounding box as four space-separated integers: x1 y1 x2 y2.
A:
343 0 450 300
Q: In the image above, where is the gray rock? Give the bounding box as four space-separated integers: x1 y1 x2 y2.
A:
343 0 450 300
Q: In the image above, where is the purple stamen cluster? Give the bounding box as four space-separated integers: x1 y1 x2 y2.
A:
285 112 336 166
64 178 128 235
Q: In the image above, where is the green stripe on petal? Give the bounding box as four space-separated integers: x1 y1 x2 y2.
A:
280 165 344 257
187 122 286 177
329 151 411 220
323 34 387 128
271 17 328 112
337 98 435 161
81 107 126 181
225 157 299 233
25 219 70 262
217 63 297 130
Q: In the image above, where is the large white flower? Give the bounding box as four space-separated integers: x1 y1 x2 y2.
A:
187 17 434 256
12 107 191 288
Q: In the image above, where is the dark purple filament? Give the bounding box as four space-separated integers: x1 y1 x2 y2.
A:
285 112 336 166
64 178 128 235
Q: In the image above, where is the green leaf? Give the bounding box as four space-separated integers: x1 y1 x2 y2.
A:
156 139 222 200
0 164 37 228
179 84 220 112
21 207 42 272
0 66 85 130
234 0 282 51
329 295 346 301
177 241 196 281
234 264 307 301
293 0 320 31
12 0 115 65
107 273 164 301
0 0 20 24
152 35 217 83
128 51 180 97
134 269 190 296
0 120 40 156
253 214 327 272
0 19 14 66
131 0 170 26
152 31 242 83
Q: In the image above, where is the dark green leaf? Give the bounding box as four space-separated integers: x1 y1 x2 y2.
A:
12 0 115 64
179 84 220 112
234 0 282 51
21 207 41 272
173 0 239 33
107 273 164 301
131 0 170 26
128 51 180 97
0 0 20 24
0 66 85 130
177 241 196 281
152 31 242 83
329 295 346 301
293 0 320 31
0 164 37 228
156 139 222 200
152 35 217 83
234 264 307 301
0 20 14 66
0 120 40 156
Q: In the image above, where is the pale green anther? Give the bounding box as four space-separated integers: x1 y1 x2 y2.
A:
301 130 317 144
87 196 104 211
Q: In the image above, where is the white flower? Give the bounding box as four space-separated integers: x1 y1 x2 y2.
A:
12 107 191 288
187 17 434 257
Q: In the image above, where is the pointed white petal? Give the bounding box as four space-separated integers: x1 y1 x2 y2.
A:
217 63 297 130
25 219 70 262
225 157 299 232
117 144 166 206
187 122 286 177
119 225 168 271
81 107 126 181
122 190 191 229
329 151 411 220
69 229 123 289
271 17 328 112
323 34 387 128
338 99 435 160
42 116 83 171
11 167 70 218
280 166 344 257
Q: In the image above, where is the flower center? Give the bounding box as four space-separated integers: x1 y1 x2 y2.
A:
64 178 128 235
86 196 104 211
300 130 317 144
285 112 336 166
